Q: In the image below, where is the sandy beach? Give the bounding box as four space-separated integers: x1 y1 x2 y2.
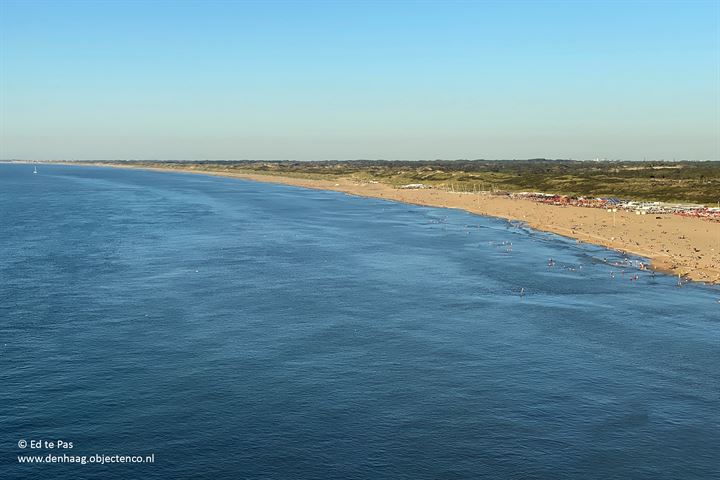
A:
57 163 720 284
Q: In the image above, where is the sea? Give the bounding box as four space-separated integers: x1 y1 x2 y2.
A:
1 163 718 479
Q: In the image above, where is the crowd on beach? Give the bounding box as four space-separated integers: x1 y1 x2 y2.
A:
400 183 719 222
509 192 720 222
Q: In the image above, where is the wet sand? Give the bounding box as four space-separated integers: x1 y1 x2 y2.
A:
61 163 720 284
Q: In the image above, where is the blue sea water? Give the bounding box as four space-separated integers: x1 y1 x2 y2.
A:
1 163 718 480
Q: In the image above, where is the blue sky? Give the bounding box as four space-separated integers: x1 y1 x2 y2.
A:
1 0 718 160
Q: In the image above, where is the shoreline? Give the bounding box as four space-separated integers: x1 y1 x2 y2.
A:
26 161 720 284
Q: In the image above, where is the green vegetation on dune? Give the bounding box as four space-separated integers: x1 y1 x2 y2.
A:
102 160 720 205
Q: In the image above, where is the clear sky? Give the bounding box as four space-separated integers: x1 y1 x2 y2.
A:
0 0 718 161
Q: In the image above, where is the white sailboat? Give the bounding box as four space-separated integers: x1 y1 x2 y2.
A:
33 165 38 174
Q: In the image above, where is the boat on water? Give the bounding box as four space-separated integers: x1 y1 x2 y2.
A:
33 166 38 174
